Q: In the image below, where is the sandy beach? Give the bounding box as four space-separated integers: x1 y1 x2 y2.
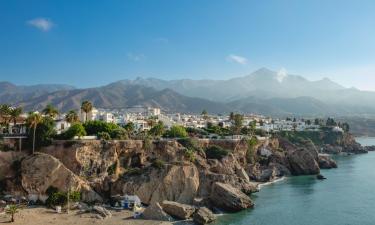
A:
0 207 172 225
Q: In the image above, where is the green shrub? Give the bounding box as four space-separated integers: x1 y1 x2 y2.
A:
83 120 120 136
46 191 67 207
107 162 117 175
178 138 202 152
124 168 143 176
246 137 258 164
151 159 165 169
97 132 111 140
111 128 128 140
45 187 81 207
184 149 196 162
69 191 81 202
61 123 86 140
164 125 188 138
205 145 229 160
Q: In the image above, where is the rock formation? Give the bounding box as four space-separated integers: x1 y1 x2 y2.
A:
210 182 254 212
20 153 102 202
193 207 216 225
161 200 195 220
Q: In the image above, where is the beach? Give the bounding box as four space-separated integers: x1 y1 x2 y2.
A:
0 207 172 225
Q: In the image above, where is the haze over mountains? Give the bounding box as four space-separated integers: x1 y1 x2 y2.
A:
2 68 375 116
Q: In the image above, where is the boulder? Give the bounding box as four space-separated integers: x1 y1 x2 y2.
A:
20 153 102 202
161 200 195 220
93 206 112 218
193 207 216 225
318 155 338 169
287 149 320 175
210 182 253 212
316 174 326 180
142 202 172 221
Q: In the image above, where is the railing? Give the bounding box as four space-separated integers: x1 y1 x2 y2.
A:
0 133 28 138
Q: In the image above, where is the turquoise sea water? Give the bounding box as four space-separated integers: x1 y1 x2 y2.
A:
215 137 375 225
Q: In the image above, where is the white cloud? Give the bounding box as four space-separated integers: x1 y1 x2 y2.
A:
276 67 288 82
226 54 248 65
27 18 54 31
127 53 145 62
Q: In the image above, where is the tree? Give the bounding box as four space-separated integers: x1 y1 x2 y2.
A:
306 119 311 125
6 204 18 222
27 116 56 149
42 104 59 119
326 117 336 126
81 101 93 122
201 109 208 120
229 112 235 121
65 110 79 124
232 114 244 135
149 121 165 137
0 104 11 132
26 112 43 154
341 122 350 132
165 125 188 138
123 122 135 133
9 107 22 126
249 121 256 135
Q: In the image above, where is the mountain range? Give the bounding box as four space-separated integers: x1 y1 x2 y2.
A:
2 68 375 117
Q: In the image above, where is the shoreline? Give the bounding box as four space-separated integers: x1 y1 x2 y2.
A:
257 176 286 189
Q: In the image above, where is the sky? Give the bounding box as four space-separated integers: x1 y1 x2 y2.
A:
1 0 375 90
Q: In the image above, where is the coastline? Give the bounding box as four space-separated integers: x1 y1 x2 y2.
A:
257 176 286 189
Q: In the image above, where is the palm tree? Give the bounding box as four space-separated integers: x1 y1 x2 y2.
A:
81 101 93 122
27 112 42 154
0 104 11 133
42 104 59 119
6 204 18 222
10 107 23 126
65 110 79 124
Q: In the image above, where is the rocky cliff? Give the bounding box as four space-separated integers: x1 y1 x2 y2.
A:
0 137 338 213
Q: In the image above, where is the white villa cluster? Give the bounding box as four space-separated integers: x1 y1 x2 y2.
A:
1 105 345 138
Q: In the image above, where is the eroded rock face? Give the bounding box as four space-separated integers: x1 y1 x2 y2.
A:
112 163 200 205
161 200 195 220
278 138 320 175
20 153 102 202
210 182 254 212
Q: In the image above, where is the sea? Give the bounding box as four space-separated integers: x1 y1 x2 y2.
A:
214 137 375 225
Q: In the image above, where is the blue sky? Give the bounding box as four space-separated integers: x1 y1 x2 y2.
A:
1 0 375 90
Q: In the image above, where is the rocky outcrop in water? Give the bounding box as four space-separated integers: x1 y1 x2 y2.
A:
318 155 338 169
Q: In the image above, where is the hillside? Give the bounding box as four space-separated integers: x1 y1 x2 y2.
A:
16 82 231 113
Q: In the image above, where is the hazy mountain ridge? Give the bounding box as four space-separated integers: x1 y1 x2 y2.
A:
2 67 375 116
